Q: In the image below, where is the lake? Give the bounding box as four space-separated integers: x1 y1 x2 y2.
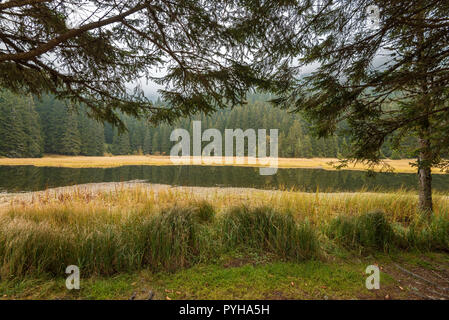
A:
1 165 449 193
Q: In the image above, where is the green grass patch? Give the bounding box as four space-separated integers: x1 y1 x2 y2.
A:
0 259 390 300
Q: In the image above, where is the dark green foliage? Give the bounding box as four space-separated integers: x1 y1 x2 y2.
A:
327 211 397 252
78 106 105 156
278 1 449 164
0 1 300 129
1 93 417 158
0 90 42 157
221 206 318 260
274 0 449 211
59 109 81 155
34 94 105 156
111 129 131 155
142 128 152 155
35 95 64 154
108 97 348 157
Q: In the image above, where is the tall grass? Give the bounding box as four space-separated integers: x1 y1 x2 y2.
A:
221 206 318 260
403 213 449 251
0 186 447 278
326 211 397 252
0 202 217 277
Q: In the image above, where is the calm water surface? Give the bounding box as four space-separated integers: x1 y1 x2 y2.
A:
1 165 449 193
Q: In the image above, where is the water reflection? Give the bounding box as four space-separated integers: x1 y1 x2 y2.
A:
1 165 449 193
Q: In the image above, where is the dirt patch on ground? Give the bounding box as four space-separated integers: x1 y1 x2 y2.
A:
359 256 449 300
223 258 252 269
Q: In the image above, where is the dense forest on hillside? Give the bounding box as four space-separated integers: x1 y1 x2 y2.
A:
0 90 416 159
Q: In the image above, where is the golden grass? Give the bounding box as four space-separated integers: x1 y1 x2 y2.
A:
2 184 448 225
1 185 448 277
0 155 443 174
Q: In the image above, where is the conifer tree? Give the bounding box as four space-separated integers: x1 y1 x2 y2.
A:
0 1 299 128
59 107 81 155
111 129 131 155
276 0 449 212
0 90 42 157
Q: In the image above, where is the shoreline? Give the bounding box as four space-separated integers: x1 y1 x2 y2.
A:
0 180 441 211
0 155 446 174
1 182 448 301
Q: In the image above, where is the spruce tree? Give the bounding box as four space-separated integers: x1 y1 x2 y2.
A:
0 1 299 128
276 0 449 212
0 90 27 157
0 90 42 157
143 129 152 155
59 108 81 156
21 94 43 157
112 129 131 155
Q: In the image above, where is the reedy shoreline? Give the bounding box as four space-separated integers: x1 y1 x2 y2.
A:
0 183 447 279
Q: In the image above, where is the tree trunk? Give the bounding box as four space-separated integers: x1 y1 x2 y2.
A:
418 137 433 213
415 10 433 214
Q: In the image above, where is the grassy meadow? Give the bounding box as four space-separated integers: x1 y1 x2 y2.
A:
0 184 448 299
0 155 443 174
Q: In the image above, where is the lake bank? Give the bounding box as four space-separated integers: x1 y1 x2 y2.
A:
1 181 448 214
0 183 448 300
0 155 445 174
